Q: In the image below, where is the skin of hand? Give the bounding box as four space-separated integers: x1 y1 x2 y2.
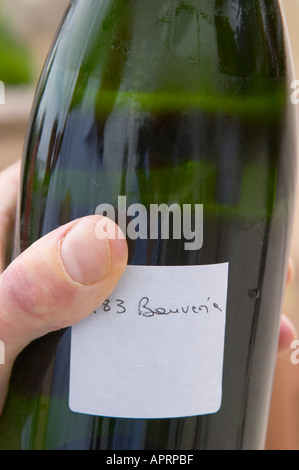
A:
0 161 128 414
0 161 297 416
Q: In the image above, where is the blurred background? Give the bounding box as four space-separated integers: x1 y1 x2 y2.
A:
0 0 70 170
0 0 299 450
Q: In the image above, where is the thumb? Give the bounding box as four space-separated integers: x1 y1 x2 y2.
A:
0 215 128 412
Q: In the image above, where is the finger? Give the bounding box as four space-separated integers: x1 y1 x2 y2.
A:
278 314 297 355
0 160 21 273
286 258 295 285
0 215 128 412
277 258 297 354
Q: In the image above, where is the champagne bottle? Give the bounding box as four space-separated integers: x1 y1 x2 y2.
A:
0 0 297 450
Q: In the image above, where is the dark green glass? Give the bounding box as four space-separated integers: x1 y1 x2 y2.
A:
0 0 297 450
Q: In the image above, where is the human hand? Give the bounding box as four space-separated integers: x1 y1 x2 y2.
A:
0 161 128 414
0 161 296 415
278 259 297 354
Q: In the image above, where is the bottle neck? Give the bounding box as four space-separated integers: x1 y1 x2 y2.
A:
44 0 287 120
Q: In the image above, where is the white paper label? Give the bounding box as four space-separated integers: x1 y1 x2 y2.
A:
69 263 229 419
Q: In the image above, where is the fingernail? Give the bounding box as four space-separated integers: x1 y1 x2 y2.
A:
59 218 111 285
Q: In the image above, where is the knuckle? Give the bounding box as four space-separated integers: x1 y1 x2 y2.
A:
0 260 74 332
0 262 40 328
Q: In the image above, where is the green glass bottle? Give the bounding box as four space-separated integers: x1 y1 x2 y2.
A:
0 0 297 450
